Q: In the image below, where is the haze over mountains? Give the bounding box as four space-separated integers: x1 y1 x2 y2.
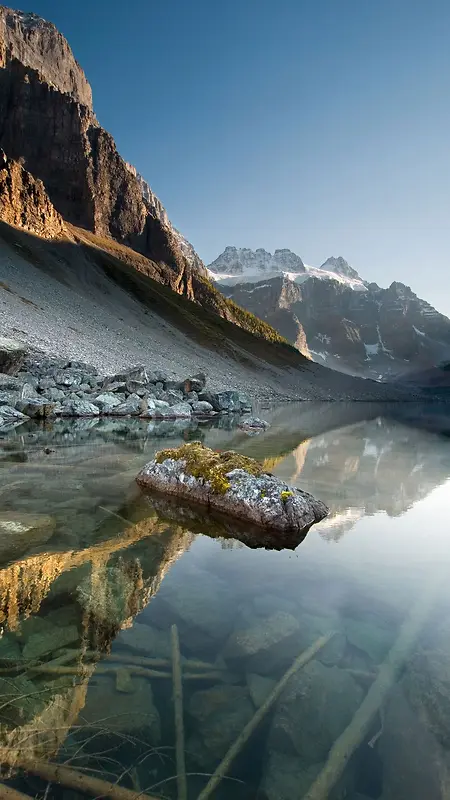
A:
208 247 450 378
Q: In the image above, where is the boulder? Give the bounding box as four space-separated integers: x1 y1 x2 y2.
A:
82 675 161 738
38 377 56 391
259 752 322 800
246 672 277 708
223 611 301 674
0 337 26 375
0 404 28 423
115 621 171 659
110 393 144 416
23 623 79 660
237 391 252 412
54 370 83 387
191 400 215 414
186 685 254 768
58 398 99 416
239 417 269 432
93 392 124 413
104 366 149 387
146 563 236 651
268 660 363 763
167 402 192 418
211 390 241 412
16 398 56 418
0 511 56 562
136 442 328 537
0 390 20 406
46 387 65 402
184 372 207 393
344 617 393 664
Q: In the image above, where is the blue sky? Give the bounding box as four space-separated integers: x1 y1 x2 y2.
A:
28 0 450 314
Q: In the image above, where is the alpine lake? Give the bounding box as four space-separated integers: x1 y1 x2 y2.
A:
0 401 449 800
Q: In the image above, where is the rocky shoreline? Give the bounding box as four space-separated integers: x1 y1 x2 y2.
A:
0 341 253 433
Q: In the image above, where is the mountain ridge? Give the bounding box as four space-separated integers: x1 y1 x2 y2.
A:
208 246 450 378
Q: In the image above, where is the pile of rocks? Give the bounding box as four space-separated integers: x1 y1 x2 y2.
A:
0 348 252 430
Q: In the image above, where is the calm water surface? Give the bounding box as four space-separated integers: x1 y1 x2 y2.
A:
0 403 449 800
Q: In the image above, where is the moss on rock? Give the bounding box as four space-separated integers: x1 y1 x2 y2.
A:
155 441 264 494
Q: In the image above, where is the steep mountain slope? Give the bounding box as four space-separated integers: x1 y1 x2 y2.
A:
209 247 450 378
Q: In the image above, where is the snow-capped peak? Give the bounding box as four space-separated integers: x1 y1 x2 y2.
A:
320 256 362 281
207 247 366 291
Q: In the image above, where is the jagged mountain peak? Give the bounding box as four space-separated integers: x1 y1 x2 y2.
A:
320 256 361 281
208 246 305 277
0 5 93 108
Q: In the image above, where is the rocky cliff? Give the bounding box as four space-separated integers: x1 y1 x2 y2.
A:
209 247 450 378
0 6 206 298
0 147 64 237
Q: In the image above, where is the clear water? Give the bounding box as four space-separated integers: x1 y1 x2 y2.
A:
0 404 450 800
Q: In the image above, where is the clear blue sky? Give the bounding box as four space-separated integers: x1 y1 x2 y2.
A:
26 0 450 314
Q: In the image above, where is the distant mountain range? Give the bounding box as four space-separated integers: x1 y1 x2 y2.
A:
208 247 450 378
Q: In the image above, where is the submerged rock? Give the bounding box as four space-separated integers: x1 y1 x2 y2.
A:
259 752 322 800
223 611 302 675
82 675 161 738
187 684 254 768
136 442 328 535
0 512 55 562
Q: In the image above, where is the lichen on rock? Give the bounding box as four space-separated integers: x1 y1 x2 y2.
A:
137 442 328 536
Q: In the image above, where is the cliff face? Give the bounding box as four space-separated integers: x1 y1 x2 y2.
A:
0 6 92 107
0 7 205 296
0 148 64 237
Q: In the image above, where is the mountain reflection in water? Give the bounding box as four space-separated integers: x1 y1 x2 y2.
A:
0 403 449 799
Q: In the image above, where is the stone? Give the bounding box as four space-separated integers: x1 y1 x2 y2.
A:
379 682 448 800
46 387 65 402
269 660 363 763
344 617 393 664
23 623 79 660
0 337 26 375
16 398 55 418
164 389 184 405
115 668 135 693
82 676 161 737
167 402 192 418
186 391 198 402
0 512 55 562
0 374 23 390
259 752 321 800
59 398 100 416
93 392 123 413
212 390 241 412
147 563 236 651
191 400 215 414
0 390 20 406
16 615 54 643
186 685 254 767
136 443 328 539
0 674 41 727
20 382 40 400
0 633 21 662
55 370 82 387
38 377 56 391
184 372 207 393
237 391 252 411
0 404 28 423
223 611 302 674
239 417 269 432
115 621 171 659
110 393 144 416
246 672 277 708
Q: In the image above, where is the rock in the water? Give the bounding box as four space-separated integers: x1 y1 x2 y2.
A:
223 611 301 674
136 442 328 536
268 660 363 763
147 563 236 651
379 682 448 800
0 512 55 562
246 672 277 708
186 684 254 768
23 623 79 660
0 338 26 375
0 404 29 423
239 416 270 432
82 676 161 737
344 617 393 664
259 751 321 800
115 621 171 659
212 390 241 412
115 668 135 693
16 398 56 418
